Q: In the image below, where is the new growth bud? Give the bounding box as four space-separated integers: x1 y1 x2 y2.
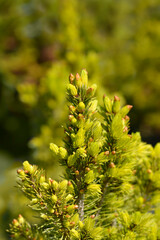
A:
112 96 120 113
104 96 112 113
59 147 68 159
78 102 85 112
67 84 77 96
69 73 74 83
81 69 88 86
23 161 34 174
50 143 59 155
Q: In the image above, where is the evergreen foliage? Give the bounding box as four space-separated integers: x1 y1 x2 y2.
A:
8 70 160 239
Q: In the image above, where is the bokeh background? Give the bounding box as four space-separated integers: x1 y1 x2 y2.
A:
0 0 160 239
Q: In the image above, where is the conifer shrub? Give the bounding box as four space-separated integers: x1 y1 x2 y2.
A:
8 70 160 239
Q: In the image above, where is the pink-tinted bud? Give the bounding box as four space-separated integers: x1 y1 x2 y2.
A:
69 73 74 83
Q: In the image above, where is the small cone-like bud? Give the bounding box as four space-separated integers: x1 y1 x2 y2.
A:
85 167 90 172
51 194 57 203
75 73 82 87
12 219 19 227
66 194 73 202
123 126 128 133
124 115 130 121
67 84 77 96
41 214 48 220
81 69 88 85
90 214 95 219
17 169 25 177
18 214 24 224
51 180 59 191
50 143 59 155
120 105 133 118
59 147 68 159
69 105 76 113
78 101 85 112
67 205 75 213
74 205 79 209
68 181 72 186
86 84 97 97
147 169 152 174
69 114 74 121
59 180 68 191
69 73 74 83
31 198 38 204
23 161 34 174
88 100 98 113
75 170 79 175
109 162 115 168
80 189 84 194
71 117 77 125
112 96 120 113
104 96 112 113
104 151 110 156
40 175 45 183
112 150 116 155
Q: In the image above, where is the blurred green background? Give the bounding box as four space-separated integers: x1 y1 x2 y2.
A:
0 0 160 239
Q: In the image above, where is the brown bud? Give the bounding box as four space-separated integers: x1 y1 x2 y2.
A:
85 167 90 172
70 221 75 226
103 94 106 98
80 189 84 194
74 205 79 209
147 169 152 174
90 214 95 219
75 73 80 81
114 96 120 101
123 126 128 133
17 169 22 174
65 214 71 218
109 162 115 168
49 178 53 183
68 181 72 186
86 88 93 94
69 73 74 83
12 219 19 226
89 138 93 142
124 115 130 121
111 151 116 155
69 105 76 112
68 115 74 121
104 151 109 156
127 105 133 110
75 170 79 175
78 114 84 120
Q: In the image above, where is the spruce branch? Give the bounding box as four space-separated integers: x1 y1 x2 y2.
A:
8 69 160 240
